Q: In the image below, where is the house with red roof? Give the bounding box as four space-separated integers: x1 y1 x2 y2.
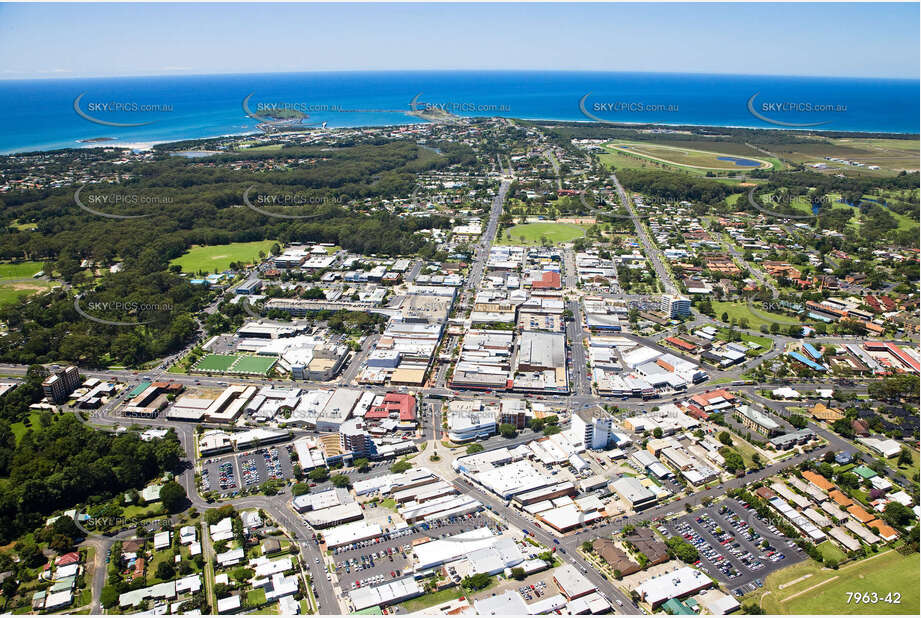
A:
54 552 80 567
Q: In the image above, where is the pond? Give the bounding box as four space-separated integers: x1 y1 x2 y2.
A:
717 156 762 167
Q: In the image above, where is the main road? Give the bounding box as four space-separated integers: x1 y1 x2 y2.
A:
466 178 510 293
610 171 677 295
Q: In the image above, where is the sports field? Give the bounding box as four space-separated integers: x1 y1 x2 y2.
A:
498 222 586 245
0 280 53 306
192 353 277 375
0 261 53 305
605 142 773 171
0 261 45 279
746 550 919 615
193 354 238 372
232 355 277 374
169 240 276 273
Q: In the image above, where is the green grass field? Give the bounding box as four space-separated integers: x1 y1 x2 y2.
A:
748 550 919 615
0 261 45 279
146 548 176 584
728 435 766 468
498 222 586 245
716 328 774 352
890 448 920 483
712 300 803 330
816 541 847 564
0 261 52 306
241 144 283 152
169 240 276 273
193 353 276 375
10 412 43 445
121 503 165 519
598 148 658 172
400 586 464 612
231 355 277 375
246 588 267 605
193 354 238 372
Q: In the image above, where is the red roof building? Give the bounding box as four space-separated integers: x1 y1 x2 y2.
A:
685 407 710 421
54 552 80 567
366 393 416 422
531 271 562 290
852 419 870 437
685 389 737 418
665 337 696 352
864 295 882 313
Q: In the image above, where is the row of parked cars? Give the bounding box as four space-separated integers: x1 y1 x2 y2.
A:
351 573 387 590
671 519 742 580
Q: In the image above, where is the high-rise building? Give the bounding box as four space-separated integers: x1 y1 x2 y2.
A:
42 365 81 404
570 407 612 450
339 418 376 458
660 294 691 318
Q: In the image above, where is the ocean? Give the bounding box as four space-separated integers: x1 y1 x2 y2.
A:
0 71 917 154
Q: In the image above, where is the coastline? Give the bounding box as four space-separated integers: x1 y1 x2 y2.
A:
1 113 917 157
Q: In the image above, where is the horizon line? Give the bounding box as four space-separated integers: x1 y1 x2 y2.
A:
1 67 918 82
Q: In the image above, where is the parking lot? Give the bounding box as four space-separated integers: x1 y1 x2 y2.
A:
333 512 505 592
201 445 294 496
659 498 805 592
513 578 552 603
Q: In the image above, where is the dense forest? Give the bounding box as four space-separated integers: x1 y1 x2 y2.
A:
0 412 183 543
0 269 205 367
0 141 466 263
614 168 746 203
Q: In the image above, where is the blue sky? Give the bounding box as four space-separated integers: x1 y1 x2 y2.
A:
0 2 917 79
